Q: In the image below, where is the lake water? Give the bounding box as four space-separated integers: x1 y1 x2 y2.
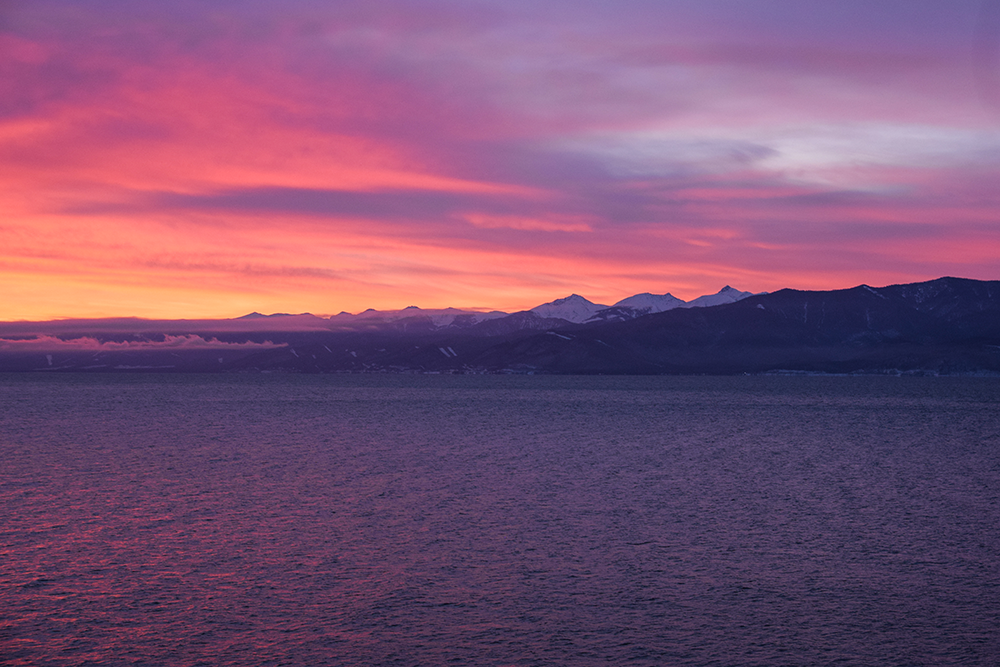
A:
2 374 999 666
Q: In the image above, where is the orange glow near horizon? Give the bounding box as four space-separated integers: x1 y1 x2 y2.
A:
4 196 990 320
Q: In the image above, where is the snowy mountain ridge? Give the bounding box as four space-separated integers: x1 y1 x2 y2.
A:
684 286 756 308
529 286 761 324
316 286 761 327
529 294 610 323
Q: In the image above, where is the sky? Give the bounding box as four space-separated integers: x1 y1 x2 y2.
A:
2 0 1000 320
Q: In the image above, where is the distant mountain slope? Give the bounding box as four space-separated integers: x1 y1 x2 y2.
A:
2 278 998 374
473 277 1000 374
328 306 507 328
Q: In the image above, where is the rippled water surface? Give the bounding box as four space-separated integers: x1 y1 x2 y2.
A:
2 374 1000 665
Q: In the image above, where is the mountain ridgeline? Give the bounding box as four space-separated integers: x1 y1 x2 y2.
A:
2 278 1000 374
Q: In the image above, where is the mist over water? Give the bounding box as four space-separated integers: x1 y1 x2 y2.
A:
2 374 1000 665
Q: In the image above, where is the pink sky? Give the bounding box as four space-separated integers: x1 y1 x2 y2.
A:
2 0 999 319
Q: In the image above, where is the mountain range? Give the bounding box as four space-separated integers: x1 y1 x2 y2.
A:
1 278 999 375
319 285 757 328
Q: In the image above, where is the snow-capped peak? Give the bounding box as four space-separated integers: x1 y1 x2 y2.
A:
530 294 609 323
612 292 685 313
684 286 756 308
